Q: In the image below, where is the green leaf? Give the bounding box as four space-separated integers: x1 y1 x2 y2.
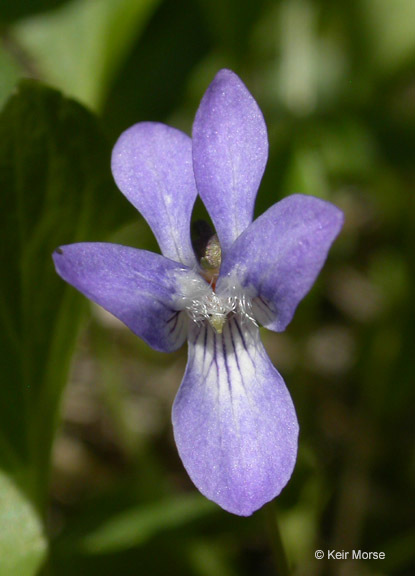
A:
0 0 70 23
361 0 415 74
12 0 160 110
78 495 215 554
0 80 127 508
0 471 47 576
0 44 24 109
102 0 211 136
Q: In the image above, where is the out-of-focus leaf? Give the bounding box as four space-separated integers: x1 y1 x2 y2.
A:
12 0 160 110
381 529 415 573
102 0 211 138
275 0 319 115
197 0 267 55
0 471 47 576
361 0 415 74
79 495 215 554
0 0 70 23
187 539 237 576
262 0 345 117
0 80 127 507
285 146 329 200
0 44 23 108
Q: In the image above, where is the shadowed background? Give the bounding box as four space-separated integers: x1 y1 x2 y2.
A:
0 1 414 575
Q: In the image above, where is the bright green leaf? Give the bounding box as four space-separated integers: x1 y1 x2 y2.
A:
12 0 160 110
361 0 415 73
0 45 24 109
0 471 47 576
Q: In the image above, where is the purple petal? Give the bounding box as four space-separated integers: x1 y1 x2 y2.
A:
111 122 198 267
53 243 189 352
192 69 268 253
219 194 344 332
172 319 298 516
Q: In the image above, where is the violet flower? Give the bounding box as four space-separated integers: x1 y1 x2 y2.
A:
53 69 343 516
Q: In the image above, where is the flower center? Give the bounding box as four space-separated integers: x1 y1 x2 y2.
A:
175 272 256 334
176 220 256 333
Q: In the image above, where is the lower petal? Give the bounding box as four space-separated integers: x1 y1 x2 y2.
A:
172 318 298 516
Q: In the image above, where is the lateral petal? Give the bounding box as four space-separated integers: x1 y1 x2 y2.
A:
172 319 298 516
219 194 344 332
53 243 189 352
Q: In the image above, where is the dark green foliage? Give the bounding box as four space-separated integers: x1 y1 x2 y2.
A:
0 1 71 24
0 1 414 575
0 81 129 574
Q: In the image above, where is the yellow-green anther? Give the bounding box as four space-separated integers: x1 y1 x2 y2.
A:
209 314 226 334
200 234 222 270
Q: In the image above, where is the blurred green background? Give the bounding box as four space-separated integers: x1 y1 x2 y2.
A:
0 0 414 575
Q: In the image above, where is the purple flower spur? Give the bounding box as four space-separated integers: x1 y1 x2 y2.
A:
53 69 343 516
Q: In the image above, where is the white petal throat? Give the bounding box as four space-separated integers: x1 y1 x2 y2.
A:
174 271 256 333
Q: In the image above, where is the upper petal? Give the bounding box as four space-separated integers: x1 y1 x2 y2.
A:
172 319 298 516
111 122 198 267
192 69 268 253
219 194 344 332
53 242 189 352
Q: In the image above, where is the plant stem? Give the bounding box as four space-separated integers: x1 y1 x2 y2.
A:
263 500 291 576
